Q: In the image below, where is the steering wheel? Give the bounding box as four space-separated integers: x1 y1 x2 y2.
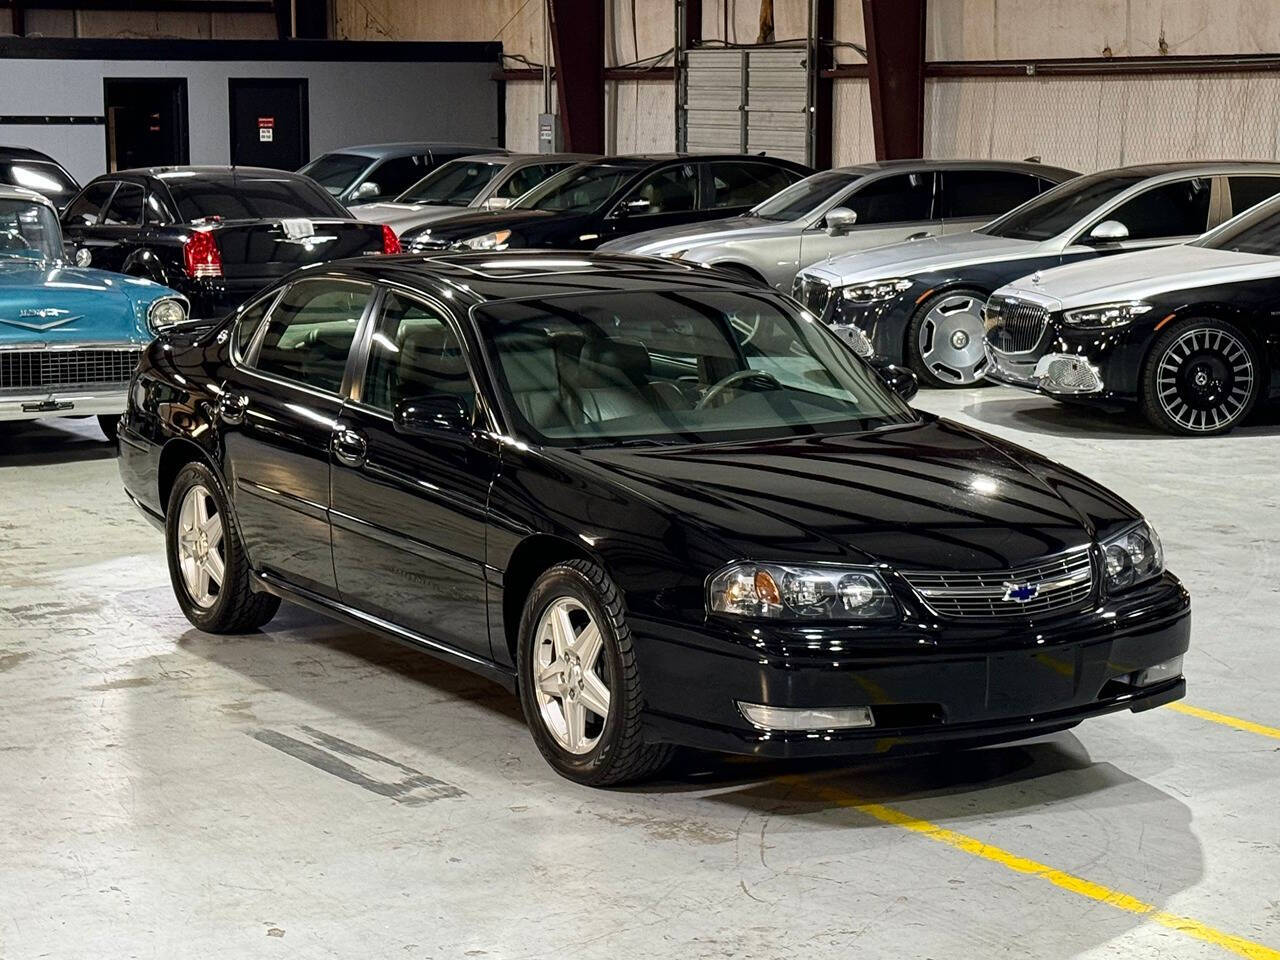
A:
696 369 782 409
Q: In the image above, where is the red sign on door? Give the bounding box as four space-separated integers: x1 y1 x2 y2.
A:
258 116 275 143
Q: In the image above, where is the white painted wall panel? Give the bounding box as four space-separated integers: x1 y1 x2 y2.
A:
832 78 875 166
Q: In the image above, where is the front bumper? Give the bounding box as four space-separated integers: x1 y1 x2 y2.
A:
985 346 1109 397
0 386 127 421
633 576 1190 758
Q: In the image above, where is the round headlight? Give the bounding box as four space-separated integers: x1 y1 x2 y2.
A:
148 297 188 331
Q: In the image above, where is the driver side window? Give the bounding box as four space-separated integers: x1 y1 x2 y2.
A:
251 279 372 393
362 291 475 417
1094 178 1212 241
617 164 697 217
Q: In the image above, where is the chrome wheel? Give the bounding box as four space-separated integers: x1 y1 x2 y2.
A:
917 293 990 384
1156 327 1255 433
176 483 224 608
532 597 611 755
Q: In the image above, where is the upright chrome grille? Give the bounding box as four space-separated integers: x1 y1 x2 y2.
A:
985 295 1049 354
0 348 141 391
901 548 1094 619
791 275 833 317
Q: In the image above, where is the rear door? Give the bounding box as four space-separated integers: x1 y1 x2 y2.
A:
799 170 937 265
1226 174 1280 218
221 277 374 597
939 168 1045 234
329 286 497 658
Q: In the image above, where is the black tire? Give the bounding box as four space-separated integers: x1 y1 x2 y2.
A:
516 559 673 786
905 286 992 389
165 460 279 633
1140 317 1261 436
97 415 120 444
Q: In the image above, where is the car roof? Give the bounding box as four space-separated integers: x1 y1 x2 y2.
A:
110 165 313 181
828 158 1079 180
318 249 766 304
322 142 505 159
1097 160 1280 178
0 183 56 206
446 152 597 165
0 145 62 163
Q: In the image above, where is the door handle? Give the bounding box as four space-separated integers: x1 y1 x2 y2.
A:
907 231 933 241
332 427 368 467
216 390 249 425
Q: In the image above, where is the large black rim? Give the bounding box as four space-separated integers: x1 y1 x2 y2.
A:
1156 327 1254 432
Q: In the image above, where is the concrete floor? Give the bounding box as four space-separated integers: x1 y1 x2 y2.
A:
1 388 1278 960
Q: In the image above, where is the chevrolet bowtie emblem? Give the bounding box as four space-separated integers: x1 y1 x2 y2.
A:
1002 581 1040 603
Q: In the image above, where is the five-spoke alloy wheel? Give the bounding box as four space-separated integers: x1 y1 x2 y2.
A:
908 288 992 388
1142 318 1260 436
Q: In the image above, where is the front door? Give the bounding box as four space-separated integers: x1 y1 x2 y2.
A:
800 171 940 266
229 78 310 171
104 78 189 172
330 288 497 660
75 179 144 273
221 277 374 598
600 163 701 243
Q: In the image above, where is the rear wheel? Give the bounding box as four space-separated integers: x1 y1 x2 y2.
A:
907 287 991 388
1141 318 1260 436
97 415 120 443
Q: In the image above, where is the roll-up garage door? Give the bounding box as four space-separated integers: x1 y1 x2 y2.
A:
681 45 810 165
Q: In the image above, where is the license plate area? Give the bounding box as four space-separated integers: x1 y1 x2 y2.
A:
987 648 1080 714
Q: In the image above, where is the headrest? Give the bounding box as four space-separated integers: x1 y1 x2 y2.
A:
500 335 564 393
580 337 650 384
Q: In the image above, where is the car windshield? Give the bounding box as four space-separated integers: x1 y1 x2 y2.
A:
2 161 78 201
166 174 344 221
753 170 860 221
396 159 503 205
1195 195 1280 255
517 164 635 213
980 172 1144 241
0 198 61 261
476 287 916 446
298 153 371 195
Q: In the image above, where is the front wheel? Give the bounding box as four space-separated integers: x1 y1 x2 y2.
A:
1141 318 1260 435
517 560 672 786
907 287 992 388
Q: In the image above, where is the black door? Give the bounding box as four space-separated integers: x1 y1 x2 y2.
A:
104 78 189 172
74 179 145 272
229 78 309 171
221 278 375 598
330 288 497 660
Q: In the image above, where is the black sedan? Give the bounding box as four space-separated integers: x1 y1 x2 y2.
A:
61 166 399 320
399 154 810 253
117 252 1189 785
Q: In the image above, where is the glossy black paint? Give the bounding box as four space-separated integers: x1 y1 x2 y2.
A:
399 155 811 251
61 166 389 320
118 251 1189 758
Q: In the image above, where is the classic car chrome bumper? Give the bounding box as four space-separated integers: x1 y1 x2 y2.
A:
0 387 128 421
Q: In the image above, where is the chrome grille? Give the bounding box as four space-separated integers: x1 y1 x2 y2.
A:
901 548 1095 619
791 275 832 317
0 348 141 391
985 295 1049 354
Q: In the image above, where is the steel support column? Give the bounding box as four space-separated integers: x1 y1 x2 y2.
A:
809 0 834 168
862 0 926 160
548 0 606 154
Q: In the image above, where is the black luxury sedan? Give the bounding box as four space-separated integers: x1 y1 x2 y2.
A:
117 252 1189 785
0 144 81 210
793 162 1280 387
399 154 811 253
61 166 399 320
986 189 1280 435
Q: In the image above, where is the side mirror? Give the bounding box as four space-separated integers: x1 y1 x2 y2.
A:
353 180 381 201
1088 219 1129 243
871 360 919 403
613 197 651 219
825 206 858 236
484 196 513 210
392 394 471 438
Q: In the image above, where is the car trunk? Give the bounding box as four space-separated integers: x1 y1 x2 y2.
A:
208 218 387 284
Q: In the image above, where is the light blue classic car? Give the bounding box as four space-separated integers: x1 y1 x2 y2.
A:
0 184 188 441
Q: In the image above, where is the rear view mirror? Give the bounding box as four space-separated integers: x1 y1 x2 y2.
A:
393 394 471 437
353 181 381 201
1088 219 1129 243
825 207 858 236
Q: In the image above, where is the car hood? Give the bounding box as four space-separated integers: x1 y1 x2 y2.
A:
348 201 471 233
799 231 1040 286
0 260 171 343
995 243 1280 311
598 216 794 254
570 417 1135 572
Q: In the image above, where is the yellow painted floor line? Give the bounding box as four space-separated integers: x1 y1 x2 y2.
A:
784 778 1280 960
1168 702 1280 741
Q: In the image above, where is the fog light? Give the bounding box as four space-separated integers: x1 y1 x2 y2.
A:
1132 655 1183 688
737 702 874 731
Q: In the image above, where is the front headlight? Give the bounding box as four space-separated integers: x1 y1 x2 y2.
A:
1062 300 1153 329
147 296 188 332
708 561 897 620
841 278 912 303
1102 520 1163 592
459 229 511 251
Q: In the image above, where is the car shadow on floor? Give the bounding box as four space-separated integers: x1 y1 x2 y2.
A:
0 419 116 466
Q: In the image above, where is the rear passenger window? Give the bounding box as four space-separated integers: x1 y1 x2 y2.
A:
844 172 935 225
101 183 144 225
63 181 117 227
943 171 1041 218
706 162 797 209
1228 176 1280 216
1097 178 1212 241
231 294 277 362
251 280 372 393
